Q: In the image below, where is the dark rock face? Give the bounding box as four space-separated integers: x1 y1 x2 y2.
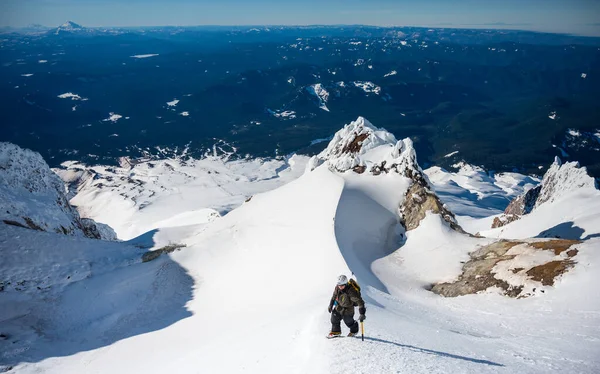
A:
342 133 370 154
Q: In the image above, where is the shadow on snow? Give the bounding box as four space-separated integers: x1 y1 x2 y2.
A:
334 185 404 306
536 221 600 240
0 227 194 369
363 336 504 367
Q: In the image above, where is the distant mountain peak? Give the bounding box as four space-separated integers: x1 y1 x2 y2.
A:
52 21 86 35
59 21 84 30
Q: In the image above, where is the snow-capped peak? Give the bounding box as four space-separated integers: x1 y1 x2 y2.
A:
316 116 422 177
313 116 461 233
52 21 86 35
59 21 83 30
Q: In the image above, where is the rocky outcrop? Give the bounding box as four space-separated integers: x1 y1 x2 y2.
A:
491 185 541 228
432 239 581 298
0 142 114 239
492 157 597 229
314 116 464 232
401 182 465 233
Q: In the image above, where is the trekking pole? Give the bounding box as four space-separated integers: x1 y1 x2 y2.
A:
361 321 364 341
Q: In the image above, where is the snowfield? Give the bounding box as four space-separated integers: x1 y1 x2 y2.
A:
1 117 599 373
57 92 88 101
102 112 123 122
130 54 159 59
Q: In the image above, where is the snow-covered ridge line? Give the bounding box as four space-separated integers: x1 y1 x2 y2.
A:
0 142 114 239
491 156 598 229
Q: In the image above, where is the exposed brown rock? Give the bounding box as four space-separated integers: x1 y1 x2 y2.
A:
352 165 366 174
370 161 387 176
470 239 523 259
491 214 521 229
529 239 581 255
567 249 579 257
491 185 541 229
400 182 465 233
431 239 580 298
342 133 369 154
432 240 523 297
526 260 575 286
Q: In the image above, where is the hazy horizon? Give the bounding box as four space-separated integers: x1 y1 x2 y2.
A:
2 0 600 37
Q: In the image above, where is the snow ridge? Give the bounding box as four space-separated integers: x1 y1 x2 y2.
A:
0 142 111 239
491 156 598 229
535 157 598 208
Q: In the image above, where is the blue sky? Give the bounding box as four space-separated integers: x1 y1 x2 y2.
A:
2 0 600 36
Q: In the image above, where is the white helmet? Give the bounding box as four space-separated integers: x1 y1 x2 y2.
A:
337 274 348 285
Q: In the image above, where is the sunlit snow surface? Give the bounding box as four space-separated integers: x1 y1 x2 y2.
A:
2 119 600 373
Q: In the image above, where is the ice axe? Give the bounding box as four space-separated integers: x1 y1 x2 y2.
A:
360 321 364 341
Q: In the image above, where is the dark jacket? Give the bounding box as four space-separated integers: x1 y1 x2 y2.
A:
329 284 366 316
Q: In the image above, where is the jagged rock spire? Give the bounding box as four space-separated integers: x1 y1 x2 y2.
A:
492 157 598 229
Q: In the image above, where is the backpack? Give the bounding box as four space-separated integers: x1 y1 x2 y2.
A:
348 278 361 305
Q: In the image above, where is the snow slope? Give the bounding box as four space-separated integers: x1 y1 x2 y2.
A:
6 159 599 373
2 118 600 373
55 154 309 240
